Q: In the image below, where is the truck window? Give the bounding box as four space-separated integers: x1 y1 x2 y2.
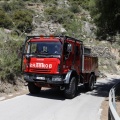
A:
63 42 70 55
28 41 62 55
84 48 91 55
30 43 37 53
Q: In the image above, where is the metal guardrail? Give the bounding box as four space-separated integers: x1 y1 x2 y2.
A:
108 82 120 120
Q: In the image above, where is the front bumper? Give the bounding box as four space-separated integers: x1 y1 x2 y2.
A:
24 74 64 85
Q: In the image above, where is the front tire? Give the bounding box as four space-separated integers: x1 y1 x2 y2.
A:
64 77 77 99
28 82 41 94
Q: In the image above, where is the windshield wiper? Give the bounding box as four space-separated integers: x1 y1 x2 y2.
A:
48 55 61 58
36 54 61 58
36 55 48 58
25 53 61 58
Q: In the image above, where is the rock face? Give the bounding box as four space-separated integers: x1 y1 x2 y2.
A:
26 2 67 36
91 46 116 60
31 21 65 35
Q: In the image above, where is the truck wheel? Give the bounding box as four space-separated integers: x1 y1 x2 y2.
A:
84 75 95 91
64 77 77 99
28 82 41 94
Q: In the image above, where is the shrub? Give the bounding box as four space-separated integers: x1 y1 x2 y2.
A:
0 37 23 82
1 0 25 12
44 7 74 24
63 18 82 39
13 10 33 32
0 9 13 29
69 0 90 10
1 2 11 12
69 4 80 13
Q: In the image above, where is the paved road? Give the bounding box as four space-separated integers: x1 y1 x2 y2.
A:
0 76 120 120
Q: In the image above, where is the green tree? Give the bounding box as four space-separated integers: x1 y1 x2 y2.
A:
89 0 120 39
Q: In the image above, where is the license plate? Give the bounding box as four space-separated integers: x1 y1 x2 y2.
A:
36 77 45 80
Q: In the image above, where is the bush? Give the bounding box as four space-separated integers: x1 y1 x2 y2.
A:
0 36 23 82
44 7 74 24
1 2 11 12
63 18 82 39
69 4 80 13
69 0 89 9
1 0 25 12
13 10 33 32
0 9 13 29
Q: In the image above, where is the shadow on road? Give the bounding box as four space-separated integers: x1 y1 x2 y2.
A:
90 78 120 97
26 77 120 99
26 86 87 100
27 88 66 100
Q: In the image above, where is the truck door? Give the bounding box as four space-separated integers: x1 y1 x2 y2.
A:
63 41 74 72
74 42 81 74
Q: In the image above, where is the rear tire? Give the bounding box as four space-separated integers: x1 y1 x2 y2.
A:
64 77 77 99
84 75 95 91
28 82 41 94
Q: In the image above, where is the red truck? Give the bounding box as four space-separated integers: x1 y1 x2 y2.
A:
21 35 98 99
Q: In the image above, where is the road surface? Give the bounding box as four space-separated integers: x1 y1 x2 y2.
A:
0 75 120 120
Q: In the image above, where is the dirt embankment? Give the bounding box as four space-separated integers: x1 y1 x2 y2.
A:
0 78 27 100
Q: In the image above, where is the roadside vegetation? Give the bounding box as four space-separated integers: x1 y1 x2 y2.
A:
0 31 22 82
0 0 34 33
0 0 84 94
0 28 24 93
0 0 120 94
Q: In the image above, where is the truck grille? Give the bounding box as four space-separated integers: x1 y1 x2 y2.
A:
30 68 51 73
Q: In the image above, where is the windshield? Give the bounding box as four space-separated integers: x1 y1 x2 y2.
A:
25 41 62 55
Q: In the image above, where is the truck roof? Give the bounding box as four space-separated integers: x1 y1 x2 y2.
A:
25 35 83 43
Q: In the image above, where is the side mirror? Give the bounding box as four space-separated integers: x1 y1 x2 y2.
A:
67 44 72 52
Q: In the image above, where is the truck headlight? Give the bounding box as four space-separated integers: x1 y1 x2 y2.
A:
24 74 29 80
52 76 62 81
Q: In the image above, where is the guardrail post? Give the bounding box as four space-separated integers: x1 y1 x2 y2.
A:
108 107 111 120
111 89 116 110
108 82 120 120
